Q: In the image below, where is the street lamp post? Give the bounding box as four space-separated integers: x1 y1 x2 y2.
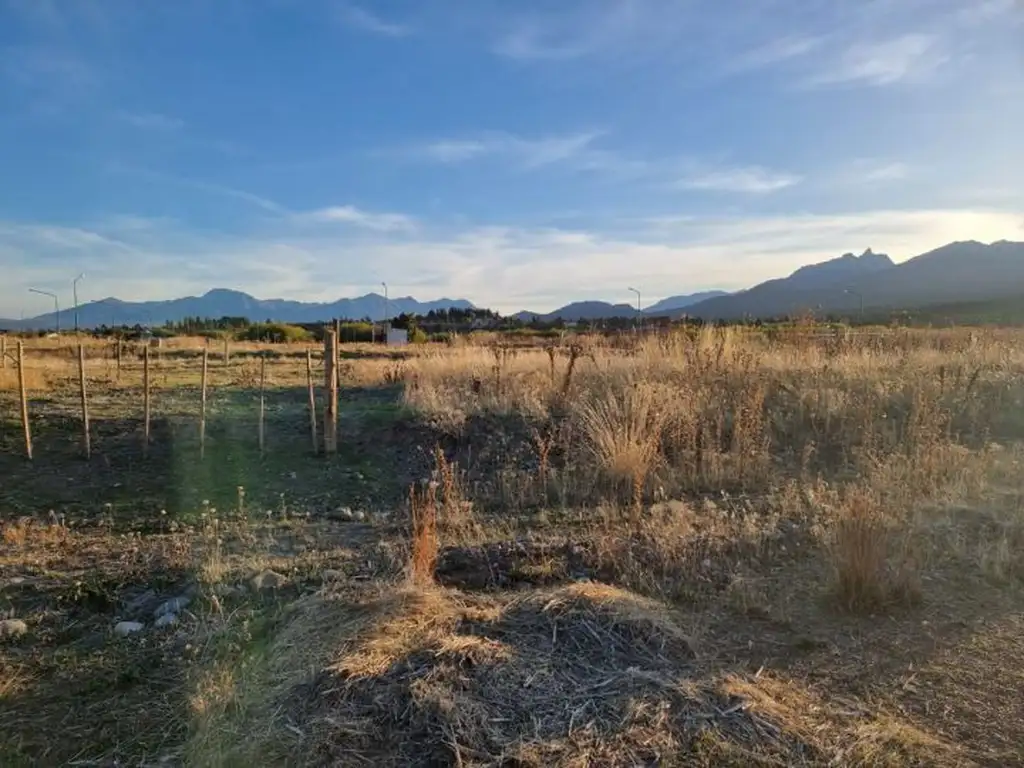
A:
29 288 60 335
628 286 642 330
845 288 864 323
73 273 85 334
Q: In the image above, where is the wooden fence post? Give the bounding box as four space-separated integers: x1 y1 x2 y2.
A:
334 318 341 369
223 336 230 367
143 345 151 457
258 353 266 455
324 331 337 453
1 336 6 369
78 344 91 459
306 349 318 454
115 339 122 378
18 342 32 460
200 348 208 460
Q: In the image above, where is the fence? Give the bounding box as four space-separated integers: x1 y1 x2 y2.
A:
4 337 343 463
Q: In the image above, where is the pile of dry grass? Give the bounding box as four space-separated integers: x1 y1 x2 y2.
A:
191 579 968 766
193 582 706 766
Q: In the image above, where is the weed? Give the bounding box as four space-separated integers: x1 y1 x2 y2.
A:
409 482 439 585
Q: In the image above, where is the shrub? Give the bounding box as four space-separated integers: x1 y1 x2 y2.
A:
239 323 312 344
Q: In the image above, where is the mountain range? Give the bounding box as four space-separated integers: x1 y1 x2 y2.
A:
0 290 474 330
683 240 1024 320
5 240 1024 329
514 291 727 323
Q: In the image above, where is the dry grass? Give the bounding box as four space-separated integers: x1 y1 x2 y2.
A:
409 482 439 585
0 363 52 392
827 487 919 612
189 581 710 767
573 376 664 491
722 674 967 767
7 325 1024 765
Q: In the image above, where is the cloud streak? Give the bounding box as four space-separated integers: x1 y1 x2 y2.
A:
807 34 946 87
336 3 412 37
410 131 606 170
674 166 802 194
295 205 416 232
116 110 184 131
729 35 823 72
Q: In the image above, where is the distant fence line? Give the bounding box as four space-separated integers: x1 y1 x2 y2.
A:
5 336 340 463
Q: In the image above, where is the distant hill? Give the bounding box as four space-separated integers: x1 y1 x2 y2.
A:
844 240 1024 309
643 290 730 316
685 248 895 320
686 241 1024 320
513 294 727 323
513 301 639 324
2 289 475 330
787 248 894 289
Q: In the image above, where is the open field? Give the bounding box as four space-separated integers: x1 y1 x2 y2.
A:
2 328 1024 766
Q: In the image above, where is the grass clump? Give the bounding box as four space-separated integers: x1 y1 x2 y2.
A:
827 488 919 612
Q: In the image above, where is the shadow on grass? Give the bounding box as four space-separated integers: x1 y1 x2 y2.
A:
0 383 425 528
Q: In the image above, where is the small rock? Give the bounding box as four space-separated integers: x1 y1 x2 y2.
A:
212 583 239 598
154 596 191 618
114 621 145 637
154 613 177 628
7 576 26 587
0 619 28 639
124 589 158 615
321 569 344 582
352 510 366 522
250 570 286 592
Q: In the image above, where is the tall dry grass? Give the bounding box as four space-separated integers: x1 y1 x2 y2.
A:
405 328 1024 497
401 327 1024 610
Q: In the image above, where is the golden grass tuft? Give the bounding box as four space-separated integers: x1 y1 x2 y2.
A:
409 482 439 585
573 377 664 492
828 488 919 612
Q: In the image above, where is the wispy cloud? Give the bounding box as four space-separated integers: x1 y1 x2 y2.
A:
861 161 910 183
413 131 605 170
494 24 597 61
421 140 490 163
829 159 913 187
116 110 184 131
336 3 411 37
2 45 97 89
491 1 691 63
807 34 946 87
296 205 416 232
729 35 823 72
108 164 286 214
674 166 802 194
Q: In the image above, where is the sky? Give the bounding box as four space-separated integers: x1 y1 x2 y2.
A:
1 0 1023 316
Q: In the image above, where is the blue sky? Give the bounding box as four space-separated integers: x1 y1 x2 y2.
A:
1 0 1022 315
